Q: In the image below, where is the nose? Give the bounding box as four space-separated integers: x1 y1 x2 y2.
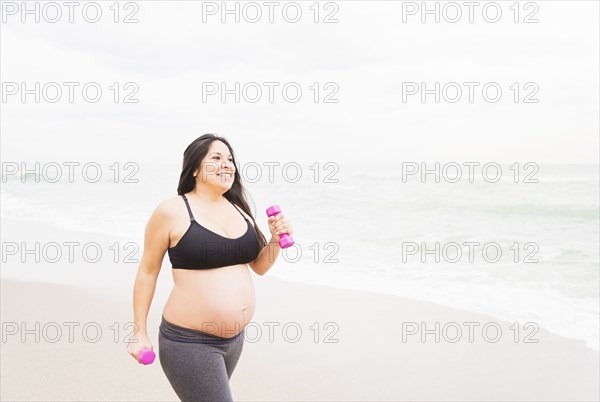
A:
222 160 234 171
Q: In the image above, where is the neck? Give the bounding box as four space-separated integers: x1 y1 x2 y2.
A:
188 184 227 204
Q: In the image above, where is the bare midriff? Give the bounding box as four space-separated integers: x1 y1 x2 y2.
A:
162 264 256 339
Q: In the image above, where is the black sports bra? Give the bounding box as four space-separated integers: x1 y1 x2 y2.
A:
167 194 261 270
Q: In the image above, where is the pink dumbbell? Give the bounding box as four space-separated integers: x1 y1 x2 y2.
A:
266 205 295 248
137 348 156 365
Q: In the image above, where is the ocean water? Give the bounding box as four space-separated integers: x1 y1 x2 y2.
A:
1 162 598 351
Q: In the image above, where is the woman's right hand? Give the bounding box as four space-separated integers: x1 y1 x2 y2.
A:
127 333 154 364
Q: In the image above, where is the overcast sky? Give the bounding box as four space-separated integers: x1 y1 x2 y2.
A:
1 1 598 167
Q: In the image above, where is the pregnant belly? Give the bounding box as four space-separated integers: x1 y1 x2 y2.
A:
162 264 256 338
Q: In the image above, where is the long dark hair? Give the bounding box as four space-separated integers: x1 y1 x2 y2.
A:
177 133 267 250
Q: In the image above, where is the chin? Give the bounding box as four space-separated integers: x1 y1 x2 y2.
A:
217 181 233 189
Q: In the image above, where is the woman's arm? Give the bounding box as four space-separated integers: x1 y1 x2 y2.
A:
249 212 293 276
249 236 281 276
132 202 170 336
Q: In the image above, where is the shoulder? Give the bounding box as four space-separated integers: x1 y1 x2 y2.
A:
152 195 184 220
143 195 183 237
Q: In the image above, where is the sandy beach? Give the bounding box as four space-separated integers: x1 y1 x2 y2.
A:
1 275 598 401
1 218 598 401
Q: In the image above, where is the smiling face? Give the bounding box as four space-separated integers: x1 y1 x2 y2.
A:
194 140 236 189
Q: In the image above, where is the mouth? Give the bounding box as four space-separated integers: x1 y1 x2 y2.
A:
216 172 233 180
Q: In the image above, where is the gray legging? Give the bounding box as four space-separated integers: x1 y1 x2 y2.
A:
158 315 245 402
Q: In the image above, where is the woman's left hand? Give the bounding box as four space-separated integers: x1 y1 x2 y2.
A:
268 213 293 243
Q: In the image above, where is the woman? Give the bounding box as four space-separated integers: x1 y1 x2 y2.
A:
127 134 293 401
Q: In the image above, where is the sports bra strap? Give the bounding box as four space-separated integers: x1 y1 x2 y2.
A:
228 199 248 221
181 194 195 221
